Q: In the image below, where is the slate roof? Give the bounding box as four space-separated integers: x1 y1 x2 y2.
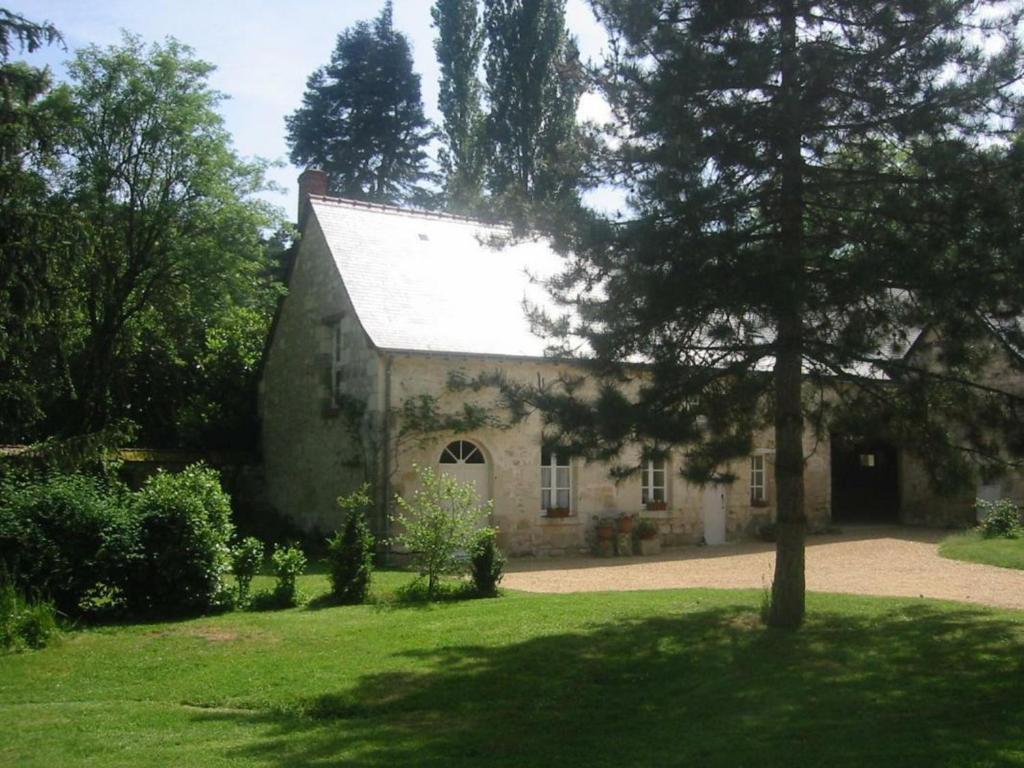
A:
308 195 926 374
310 196 567 358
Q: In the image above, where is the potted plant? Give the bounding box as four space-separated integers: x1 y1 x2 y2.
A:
645 499 668 511
545 506 572 518
635 518 661 555
617 513 635 534
595 518 615 541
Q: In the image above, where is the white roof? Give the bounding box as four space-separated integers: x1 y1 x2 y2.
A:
310 197 567 357
309 196 926 373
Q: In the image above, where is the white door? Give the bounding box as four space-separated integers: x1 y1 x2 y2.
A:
445 461 489 502
702 485 727 545
437 440 491 514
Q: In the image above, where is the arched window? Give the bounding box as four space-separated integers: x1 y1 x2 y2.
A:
439 440 485 465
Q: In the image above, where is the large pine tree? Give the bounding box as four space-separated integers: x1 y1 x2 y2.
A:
286 2 435 206
534 1 1024 627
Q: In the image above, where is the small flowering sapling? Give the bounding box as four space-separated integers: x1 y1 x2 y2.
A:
391 465 493 598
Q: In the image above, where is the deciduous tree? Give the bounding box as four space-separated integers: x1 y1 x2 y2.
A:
59 35 280 441
482 0 586 214
432 0 486 213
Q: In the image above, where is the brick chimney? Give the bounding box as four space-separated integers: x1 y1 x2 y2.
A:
297 168 328 228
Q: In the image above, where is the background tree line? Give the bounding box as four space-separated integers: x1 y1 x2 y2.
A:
1 0 587 451
0 10 286 451
286 0 587 218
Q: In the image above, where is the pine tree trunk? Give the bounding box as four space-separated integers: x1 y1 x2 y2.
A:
770 319 806 628
768 0 807 629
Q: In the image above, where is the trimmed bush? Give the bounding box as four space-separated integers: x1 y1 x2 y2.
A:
1 574 58 651
271 544 307 607
0 473 136 615
977 499 1022 539
231 537 265 607
126 464 235 616
327 486 376 605
470 528 505 597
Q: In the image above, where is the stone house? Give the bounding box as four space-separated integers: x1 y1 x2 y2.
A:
259 171 1012 555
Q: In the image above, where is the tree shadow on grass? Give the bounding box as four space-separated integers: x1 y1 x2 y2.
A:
194 602 1024 767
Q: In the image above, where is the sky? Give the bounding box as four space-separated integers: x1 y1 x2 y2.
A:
16 0 612 221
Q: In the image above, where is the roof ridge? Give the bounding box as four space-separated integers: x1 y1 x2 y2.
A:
308 194 507 229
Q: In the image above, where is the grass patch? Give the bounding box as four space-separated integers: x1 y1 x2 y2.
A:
939 529 1024 570
1 576 1023 767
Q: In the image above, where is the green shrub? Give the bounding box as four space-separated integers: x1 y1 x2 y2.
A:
977 499 1023 539
0 473 137 615
231 537 264 607
1 575 59 651
470 528 505 597
326 485 376 605
392 465 493 599
271 544 307 607
126 464 235 616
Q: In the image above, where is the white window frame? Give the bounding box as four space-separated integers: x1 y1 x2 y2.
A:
641 457 667 506
750 455 766 503
541 449 572 513
331 321 345 403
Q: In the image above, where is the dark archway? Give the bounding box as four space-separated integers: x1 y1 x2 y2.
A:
831 436 900 523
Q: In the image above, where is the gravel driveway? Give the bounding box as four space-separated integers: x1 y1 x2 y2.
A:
504 525 1024 611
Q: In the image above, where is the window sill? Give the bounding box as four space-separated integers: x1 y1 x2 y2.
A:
539 513 581 525
750 499 771 508
640 508 675 519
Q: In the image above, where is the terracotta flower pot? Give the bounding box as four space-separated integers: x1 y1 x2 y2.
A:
617 516 634 534
596 523 615 541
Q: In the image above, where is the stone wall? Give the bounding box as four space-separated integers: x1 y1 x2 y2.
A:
260 214 385 535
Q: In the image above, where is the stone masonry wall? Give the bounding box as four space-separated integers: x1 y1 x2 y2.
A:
260 215 384 535
387 353 832 556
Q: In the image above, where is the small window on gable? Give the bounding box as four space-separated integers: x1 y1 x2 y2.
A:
641 457 666 505
751 455 766 503
331 321 344 404
541 447 572 512
440 440 485 465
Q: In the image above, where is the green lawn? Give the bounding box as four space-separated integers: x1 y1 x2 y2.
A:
939 529 1024 570
2 569 1024 767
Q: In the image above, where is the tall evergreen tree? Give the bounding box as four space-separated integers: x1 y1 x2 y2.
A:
286 2 435 206
532 1 1023 627
482 0 585 213
432 0 485 213
0 9 68 438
